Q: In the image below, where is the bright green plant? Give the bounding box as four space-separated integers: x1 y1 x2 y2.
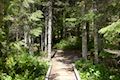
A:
0 42 48 80
54 36 82 50
75 59 120 80
99 19 120 43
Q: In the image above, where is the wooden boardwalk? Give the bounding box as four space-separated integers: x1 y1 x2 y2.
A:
49 50 81 80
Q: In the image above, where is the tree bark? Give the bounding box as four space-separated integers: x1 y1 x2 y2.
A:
117 11 120 49
82 0 88 60
45 9 48 53
28 33 32 54
41 32 44 51
16 28 19 41
93 0 99 63
82 23 88 60
24 25 28 47
48 0 52 59
94 24 99 63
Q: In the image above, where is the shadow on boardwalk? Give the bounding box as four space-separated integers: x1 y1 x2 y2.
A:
56 50 81 63
49 50 81 80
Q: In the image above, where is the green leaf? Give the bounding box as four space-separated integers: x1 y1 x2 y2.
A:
65 18 77 22
1 73 12 80
23 0 34 8
0 28 5 41
4 15 14 21
30 27 42 36
27 0 34 3
99 19 120 34
99 19 120 42
10 42 24 53
23 0 30 8
30 10 43 21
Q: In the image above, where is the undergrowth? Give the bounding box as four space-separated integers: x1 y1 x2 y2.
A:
75 59 120 80
54 36 82 50
0 42 48 80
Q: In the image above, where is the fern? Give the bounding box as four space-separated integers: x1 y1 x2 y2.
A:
23 0 34 8
99 19 120 42
30 27 42 37
30 10 43 21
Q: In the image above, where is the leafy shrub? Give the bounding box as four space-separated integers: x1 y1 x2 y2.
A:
54 36 82 50
0 53 48 80
0 42 48 80
104 43 119 50
75 59 120 80
99 19 120 44
99 50 114 58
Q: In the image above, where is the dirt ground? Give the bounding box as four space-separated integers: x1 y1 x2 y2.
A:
49 50 81 80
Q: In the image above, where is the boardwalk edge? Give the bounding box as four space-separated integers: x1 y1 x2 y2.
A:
45 62 52 80
72 64 81 80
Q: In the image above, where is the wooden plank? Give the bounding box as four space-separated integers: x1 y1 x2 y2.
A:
72 64 81 80
45 63 52 80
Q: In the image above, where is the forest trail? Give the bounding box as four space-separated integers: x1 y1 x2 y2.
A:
49 50 81 80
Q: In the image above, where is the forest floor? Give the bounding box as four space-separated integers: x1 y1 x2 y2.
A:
49 50 81 80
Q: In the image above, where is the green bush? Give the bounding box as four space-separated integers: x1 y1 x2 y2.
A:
0 42 48 80
75 59 120 80
54 36 82 50
0 53 48 80
99 50 114 58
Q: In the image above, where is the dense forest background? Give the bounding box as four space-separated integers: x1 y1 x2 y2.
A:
0 0 120 80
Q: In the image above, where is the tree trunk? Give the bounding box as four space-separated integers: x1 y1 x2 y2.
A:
82 23 88 60
24 32 27 47
16 28 19 41
82 1 88 60
28 26 33 54
118 12 120 50
24 25 28 47
28 34 32 54
41 32 44 51
45 9 48 53
94 24 99 63
93 0 99 63
48 0 52 59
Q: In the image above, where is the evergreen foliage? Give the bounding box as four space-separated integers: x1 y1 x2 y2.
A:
0 0 120 79
99 20 120 43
